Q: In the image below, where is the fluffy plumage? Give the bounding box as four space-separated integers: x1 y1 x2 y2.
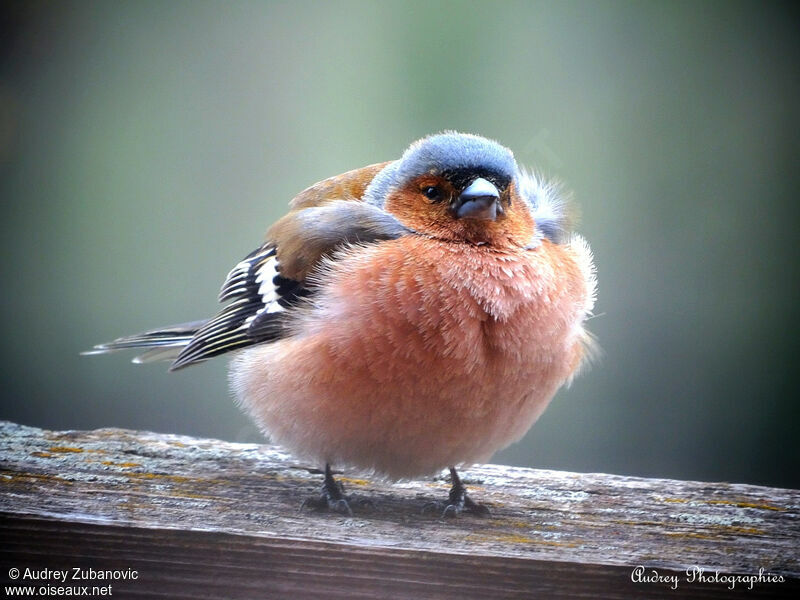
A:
88 132 596 502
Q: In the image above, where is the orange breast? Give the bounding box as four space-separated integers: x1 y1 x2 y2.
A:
231 235 594 479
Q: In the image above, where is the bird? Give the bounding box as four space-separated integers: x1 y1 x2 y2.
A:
86 132 597 517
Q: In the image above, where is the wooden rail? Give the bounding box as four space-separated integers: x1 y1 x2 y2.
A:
1 420 797 598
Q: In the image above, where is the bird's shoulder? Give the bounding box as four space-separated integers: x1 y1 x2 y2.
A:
287 161 392 211
267 164 408 281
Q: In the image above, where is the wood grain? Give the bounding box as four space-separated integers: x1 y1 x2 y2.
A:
1 421 797 598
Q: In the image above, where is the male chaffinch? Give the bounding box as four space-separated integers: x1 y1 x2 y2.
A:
88 132 597 516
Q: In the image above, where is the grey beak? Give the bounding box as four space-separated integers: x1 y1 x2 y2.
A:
453 177 501 221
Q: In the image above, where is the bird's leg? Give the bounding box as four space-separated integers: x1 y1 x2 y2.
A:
301 463 354 516
424 467 491 518
445 466 491 517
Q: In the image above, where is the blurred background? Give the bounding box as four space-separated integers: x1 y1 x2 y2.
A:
1 0 798 489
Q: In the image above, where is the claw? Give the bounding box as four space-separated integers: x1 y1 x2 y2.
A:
301 464 375 517
327 497 354 517
422 467 490 518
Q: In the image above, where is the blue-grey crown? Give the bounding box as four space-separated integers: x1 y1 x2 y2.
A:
364 132 518 207
363 132 569 245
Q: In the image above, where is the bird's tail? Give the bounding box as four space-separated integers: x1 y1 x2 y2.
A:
82 320 209 365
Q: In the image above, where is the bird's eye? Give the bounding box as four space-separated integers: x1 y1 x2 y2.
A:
422 186 441 201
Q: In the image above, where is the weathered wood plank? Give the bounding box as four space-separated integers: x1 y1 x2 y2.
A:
1 420 798 598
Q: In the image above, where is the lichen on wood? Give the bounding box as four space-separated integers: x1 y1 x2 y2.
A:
1 421 797 599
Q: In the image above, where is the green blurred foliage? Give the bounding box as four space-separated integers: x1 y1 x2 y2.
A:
1 0 798 488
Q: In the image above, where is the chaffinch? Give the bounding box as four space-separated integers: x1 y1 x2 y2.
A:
88 132 597 516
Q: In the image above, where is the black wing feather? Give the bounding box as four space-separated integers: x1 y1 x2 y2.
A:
169 200 410 370
170 244 305 370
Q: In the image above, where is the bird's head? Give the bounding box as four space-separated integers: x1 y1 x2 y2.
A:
364 132 538 248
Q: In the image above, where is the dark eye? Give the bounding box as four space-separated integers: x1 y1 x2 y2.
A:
422 186 441 201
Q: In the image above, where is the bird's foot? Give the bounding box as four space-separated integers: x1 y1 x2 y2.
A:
422 467 491 518
301 464 373 517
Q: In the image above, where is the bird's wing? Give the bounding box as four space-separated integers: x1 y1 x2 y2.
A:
171 197 408 370
287 161 391 210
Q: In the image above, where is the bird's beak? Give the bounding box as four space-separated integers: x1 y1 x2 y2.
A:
452 177 501 221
